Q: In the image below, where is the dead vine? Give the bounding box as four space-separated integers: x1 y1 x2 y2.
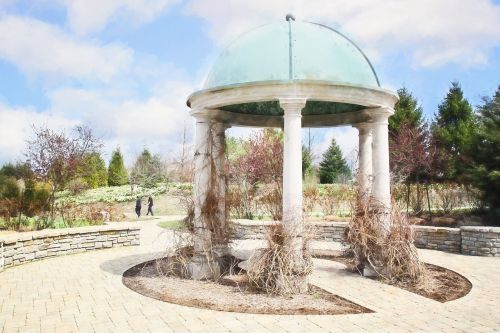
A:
345 194 424 284
246 222 314 296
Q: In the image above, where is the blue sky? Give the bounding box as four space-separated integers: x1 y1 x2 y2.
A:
0 0 499 167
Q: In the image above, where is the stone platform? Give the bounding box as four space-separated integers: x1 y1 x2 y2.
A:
0 217 499 333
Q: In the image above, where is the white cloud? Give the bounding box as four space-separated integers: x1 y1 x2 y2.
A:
45 81 195 164
0 0 15 9
0 15 133 82
0 104 78 163
58 0 180 35
184 0 500 68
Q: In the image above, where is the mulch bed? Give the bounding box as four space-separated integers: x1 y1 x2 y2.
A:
400 263 472 302
318 254 472 303
122 258 372 315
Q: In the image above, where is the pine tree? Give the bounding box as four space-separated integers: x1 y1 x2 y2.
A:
77 152 108 188
389 87 424 136
302 145 314 179
470 86 500 211
389 87 429 183
130 149 165 188
107 148 129 186
432 81 476 181
319 139 351 184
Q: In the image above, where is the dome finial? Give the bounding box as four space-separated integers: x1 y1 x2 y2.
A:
286 13 295 22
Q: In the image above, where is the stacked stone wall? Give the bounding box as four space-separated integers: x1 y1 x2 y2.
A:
232 220 349 241
461 226 500 256
0 224 140 271
231 220 500 257
413 226 461 253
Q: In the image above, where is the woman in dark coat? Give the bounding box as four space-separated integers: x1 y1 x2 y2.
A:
135 197 141 218
147 196 154 216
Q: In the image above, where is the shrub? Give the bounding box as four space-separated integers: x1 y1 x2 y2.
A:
434 183 461 214
67 178 90 196
76 152 108 188
227 185 255 219
0 176 20 199
22 180 51 217
303 186 319 215
318 185 340 216
34 214 54 230
256 184 282 221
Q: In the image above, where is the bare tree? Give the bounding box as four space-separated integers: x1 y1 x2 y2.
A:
25 125 102 219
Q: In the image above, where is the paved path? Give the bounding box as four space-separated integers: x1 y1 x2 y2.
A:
1 218 499 333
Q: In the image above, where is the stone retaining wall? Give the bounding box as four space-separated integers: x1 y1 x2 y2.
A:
0 223 140 271
461 226 500 256
413 226 461 253
232 219 349 242
231 220 500 257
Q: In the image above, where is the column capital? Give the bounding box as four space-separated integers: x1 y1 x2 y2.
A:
353 122 373 134
213 122 231 132
279 97 307 116
369 106 394 124
190 108 213 122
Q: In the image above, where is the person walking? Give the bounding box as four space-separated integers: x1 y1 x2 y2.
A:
147 196 154 216
135 197 142 218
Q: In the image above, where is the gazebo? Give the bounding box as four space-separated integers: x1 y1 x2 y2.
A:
186 16 398 279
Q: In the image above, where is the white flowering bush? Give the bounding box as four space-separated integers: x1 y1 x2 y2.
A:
55 182 192 205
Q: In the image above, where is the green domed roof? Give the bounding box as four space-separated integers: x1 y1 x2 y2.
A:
205 20 380 89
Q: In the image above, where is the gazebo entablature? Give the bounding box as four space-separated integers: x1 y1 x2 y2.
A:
188 80 397 128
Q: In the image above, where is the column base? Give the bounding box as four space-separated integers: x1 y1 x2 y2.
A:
188 254 221 280
362 262 387 278
276 275 309 294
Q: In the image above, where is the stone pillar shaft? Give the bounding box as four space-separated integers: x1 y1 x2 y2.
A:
280 98 306 228
190 114 221 280
279 97 308 294
371 109 392 234
356 123 373 196
193 116 212 255
212 122 229 253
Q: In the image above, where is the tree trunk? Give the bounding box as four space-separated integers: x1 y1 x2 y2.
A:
18 190 24 227
406 183 410 214
425 182 432 223
50 186 56 221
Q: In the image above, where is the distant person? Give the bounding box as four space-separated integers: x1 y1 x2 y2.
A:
147 196 154 216
135 197 141 218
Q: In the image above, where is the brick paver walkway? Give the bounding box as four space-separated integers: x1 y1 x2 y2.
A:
1 217 499 333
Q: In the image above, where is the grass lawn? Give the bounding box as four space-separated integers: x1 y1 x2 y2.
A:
158 220 184 230
0 216 102 232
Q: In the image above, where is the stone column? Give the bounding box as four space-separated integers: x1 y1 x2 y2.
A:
212 122 230 256
280 98 306 227
371 108 393 235
189 113 220 280
354 123 373 196
279 97 308 293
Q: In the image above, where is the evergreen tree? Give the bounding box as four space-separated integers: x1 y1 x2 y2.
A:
302 146 314 179
0 162 34 180
470 86 500 212
76 152 108 188
108 148 129 186
319 139 351 184
130 149 165 188
389 87 424 136
389 87 429 183
432 81 476 181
